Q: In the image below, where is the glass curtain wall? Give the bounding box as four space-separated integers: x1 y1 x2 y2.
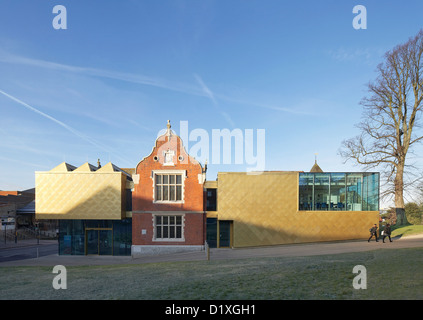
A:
59 219 132 255
347 173 363 211
299 173 314 210
363 173 379 211
314 173 329 210
330 173 346 210
59 220 85 255
113 218 132 256
299 172 379 211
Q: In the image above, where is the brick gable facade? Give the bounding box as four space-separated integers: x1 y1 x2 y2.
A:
131 121 206 256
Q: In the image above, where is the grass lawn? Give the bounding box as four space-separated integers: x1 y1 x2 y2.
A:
391 224 423 238
1 247 423 300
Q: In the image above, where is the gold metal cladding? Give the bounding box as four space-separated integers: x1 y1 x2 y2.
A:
35 162 128 220
217 172 379 248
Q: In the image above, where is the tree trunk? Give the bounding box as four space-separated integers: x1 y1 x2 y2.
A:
395 208 407 226
394 163 408 225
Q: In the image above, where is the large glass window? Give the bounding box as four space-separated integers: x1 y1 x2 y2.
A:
330 173 346 211
113 218 132 256
314 173 329 210
154 215 183 240
58 219 132 256
59 220 85 255
299 172 379 211
206 188 217 211
347 173 362 211
299 173 314 210
155 173 183 202
363 173 379 211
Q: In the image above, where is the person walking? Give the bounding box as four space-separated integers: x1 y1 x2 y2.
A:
368 224 379 242
383 223 393 243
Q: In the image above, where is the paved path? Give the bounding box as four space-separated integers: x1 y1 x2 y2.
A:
0 235 422 267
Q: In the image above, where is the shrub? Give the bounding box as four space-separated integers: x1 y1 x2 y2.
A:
404 202 423 225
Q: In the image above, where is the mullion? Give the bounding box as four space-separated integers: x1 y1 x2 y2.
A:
156 174 182 202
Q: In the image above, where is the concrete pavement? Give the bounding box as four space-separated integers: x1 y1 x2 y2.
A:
0 235 422 267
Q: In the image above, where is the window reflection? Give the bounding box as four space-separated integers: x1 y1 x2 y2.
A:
314 173 329 210
330 173 345 211
299 173 313 210
299 172 379 211
59 219 132 256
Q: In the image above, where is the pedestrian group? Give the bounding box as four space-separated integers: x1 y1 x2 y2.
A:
368 223 393 243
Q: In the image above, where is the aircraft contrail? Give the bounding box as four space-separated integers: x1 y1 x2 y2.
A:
0 88 129 165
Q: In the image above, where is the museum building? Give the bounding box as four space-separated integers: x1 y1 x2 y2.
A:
35 121 380 256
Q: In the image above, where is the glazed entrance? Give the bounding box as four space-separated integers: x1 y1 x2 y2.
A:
58 219 132 256
86 228 113 255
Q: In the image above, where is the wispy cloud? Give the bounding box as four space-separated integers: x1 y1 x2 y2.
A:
327 47 383 65
193 73 236 127
0 51 204 98
0 88 130 165
194 73 218 104
0 155 51 170
0 50 312 117
0 125 56 166
213 92 316 116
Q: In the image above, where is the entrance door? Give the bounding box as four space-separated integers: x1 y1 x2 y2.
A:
99 230 113 255
87 229 99 255
206 218 217 248
86 229 113 255
219 221 232 247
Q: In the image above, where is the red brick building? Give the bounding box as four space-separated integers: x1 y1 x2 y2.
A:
131 120 207 256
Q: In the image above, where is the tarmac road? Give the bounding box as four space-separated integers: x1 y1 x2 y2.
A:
0 235 422 267
0 243 57 263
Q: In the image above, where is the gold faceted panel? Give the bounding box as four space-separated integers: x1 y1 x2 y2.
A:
36 162 127 220
217 172 379 247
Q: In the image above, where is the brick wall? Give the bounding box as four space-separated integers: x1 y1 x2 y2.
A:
132 127 206 247
132 212 205 246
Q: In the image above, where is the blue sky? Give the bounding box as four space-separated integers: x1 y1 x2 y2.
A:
1 0 423 207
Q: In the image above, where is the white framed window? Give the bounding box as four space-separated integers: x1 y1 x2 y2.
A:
152 170 186 203
153 214 184 241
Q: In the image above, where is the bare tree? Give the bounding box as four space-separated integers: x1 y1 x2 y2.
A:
340 30 423 225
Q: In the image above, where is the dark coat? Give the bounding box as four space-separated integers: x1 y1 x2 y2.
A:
384 225 391 235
